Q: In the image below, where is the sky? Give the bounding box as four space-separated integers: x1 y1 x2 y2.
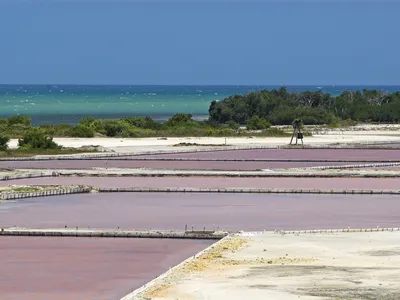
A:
0 0 399 85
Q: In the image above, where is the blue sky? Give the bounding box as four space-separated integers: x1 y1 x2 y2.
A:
0 0 398 85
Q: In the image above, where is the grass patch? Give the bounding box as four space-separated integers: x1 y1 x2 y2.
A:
11 186 41 193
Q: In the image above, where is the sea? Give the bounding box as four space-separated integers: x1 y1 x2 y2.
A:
1 85 399 126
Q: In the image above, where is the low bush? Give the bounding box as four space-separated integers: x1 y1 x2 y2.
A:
344 118 358 126
265 127 289 136
227 120 240 130
4 124 30 137
246 115 271 130
122 116 162 130
0 135 10 151
165 113 196 127
18 130 60 150
8 115 31 127
78 117 103 132
39 124 75 136
69 124 95 137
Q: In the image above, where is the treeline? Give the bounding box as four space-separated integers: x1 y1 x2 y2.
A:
208 87 400 125
0 114 287 140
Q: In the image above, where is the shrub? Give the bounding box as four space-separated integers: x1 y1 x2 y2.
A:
101 120 134 137
18 130 60 150
39 124 75 136
70 125 95 137
265 127 288 136
118 125 144 138
6 124 29 136
344 118 358 126
246 115 271 130
227 120 240 130
327 117 358 128
0 119 8 126
0 135 10 151
8 115 31 127
79 116 97 127
122 116 161 130
165 113 195 127
215 128 234 136
102 120 122 137
78 116 104 132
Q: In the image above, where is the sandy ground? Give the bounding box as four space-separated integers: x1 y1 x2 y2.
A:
8 130 400 153
153 231 400 300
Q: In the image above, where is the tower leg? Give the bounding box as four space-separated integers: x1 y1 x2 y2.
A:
290 129 295 145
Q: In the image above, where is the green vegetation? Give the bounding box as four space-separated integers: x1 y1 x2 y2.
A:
11 187 41 193
0 148 93 158
0 135 10 151
209 88 400 125
0 113 290 140
246 115 271 130
18 129 61 150
0 129 92 157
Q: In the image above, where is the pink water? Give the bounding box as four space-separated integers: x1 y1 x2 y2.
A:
2 176 400 190
0 237 211 300
1 193 399 231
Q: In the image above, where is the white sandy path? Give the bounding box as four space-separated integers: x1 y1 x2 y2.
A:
159 231 400 300
8 132 400 153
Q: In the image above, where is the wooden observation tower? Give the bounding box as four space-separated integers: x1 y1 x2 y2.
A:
289 119 304 145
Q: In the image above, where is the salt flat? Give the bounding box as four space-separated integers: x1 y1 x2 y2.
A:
145 231 400 300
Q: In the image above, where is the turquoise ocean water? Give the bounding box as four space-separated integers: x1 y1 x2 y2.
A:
1 85 400 125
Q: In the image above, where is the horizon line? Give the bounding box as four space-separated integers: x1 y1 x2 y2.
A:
1 83 400 87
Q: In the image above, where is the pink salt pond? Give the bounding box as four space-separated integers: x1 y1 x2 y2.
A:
0 236 212 300
1 192 399 231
